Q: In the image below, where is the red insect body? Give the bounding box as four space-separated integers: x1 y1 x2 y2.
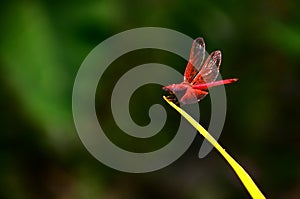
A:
192 78 238 90
162 37 238 105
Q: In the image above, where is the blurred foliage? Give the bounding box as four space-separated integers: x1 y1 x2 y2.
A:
0 0 300 199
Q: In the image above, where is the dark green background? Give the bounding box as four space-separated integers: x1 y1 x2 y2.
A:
1 0 299 198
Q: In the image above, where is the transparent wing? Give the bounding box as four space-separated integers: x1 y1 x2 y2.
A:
184 37 206 83
191 50 221 85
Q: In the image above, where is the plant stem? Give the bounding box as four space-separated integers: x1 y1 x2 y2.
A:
163 96 266 199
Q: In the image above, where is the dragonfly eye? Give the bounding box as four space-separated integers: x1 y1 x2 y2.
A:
162 85 171 92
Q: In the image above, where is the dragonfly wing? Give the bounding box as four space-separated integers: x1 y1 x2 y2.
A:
180 88 208 104
184 37 206 83
191 50 221 85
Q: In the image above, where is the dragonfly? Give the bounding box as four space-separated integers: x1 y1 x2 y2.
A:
163 37 238 105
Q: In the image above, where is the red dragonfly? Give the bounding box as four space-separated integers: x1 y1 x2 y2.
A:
163 37 238 105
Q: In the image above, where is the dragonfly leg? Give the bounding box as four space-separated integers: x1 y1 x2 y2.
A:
166 94 179 106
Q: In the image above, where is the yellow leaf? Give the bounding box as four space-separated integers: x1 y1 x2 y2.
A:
163 96 266 199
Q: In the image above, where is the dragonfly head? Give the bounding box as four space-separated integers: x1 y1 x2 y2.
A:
162 83 189 93
162 84 175 92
